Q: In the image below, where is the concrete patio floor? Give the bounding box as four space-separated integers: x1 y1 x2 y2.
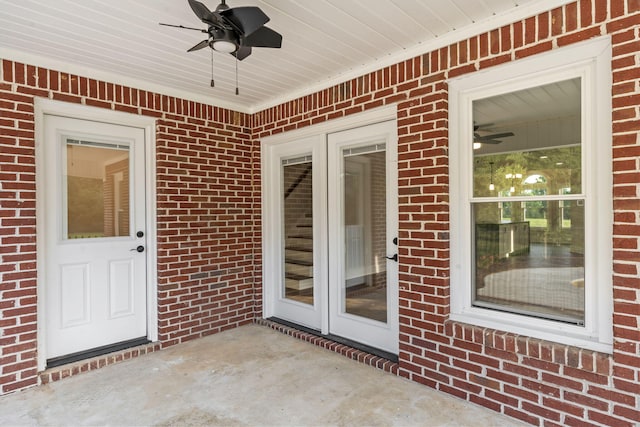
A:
0 324 525 426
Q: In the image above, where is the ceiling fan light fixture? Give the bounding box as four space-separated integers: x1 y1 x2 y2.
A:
208 26 238 53
506 172 522 193
212 39 237 53
489 161 495 191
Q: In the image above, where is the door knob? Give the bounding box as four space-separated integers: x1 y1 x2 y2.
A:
130 245 145 253
385 253 398 262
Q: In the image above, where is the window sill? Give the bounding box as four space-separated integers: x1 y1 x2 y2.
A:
449 310 613 354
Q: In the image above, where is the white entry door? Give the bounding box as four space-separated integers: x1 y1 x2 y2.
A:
264 120 398 354
327 121 399 354
43 115 148 361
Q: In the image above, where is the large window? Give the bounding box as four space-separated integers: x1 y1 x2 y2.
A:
449 38 612 352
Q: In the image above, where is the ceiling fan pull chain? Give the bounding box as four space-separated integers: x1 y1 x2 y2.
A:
211 49 216 87
235 56 239 95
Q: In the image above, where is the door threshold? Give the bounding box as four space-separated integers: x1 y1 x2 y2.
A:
47 337 150 368
266 317 398 363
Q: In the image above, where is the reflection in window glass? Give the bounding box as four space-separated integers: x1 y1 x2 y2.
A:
473 146 582 198
342 149 387 323
66 140 130 239
474 202 585 324
471 77 585 324
281 159 314 305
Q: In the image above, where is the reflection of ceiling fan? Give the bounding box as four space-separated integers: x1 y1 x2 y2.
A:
161 0 282 61
474 124 514 144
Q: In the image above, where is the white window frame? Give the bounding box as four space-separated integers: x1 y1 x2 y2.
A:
449 37 613 353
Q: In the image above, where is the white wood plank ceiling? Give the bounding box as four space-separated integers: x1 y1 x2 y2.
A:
0 0 571 113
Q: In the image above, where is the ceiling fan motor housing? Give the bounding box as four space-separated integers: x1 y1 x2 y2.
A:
215 0 230 12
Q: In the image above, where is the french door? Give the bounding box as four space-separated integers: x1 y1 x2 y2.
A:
263 121 398 354
327 122 399 353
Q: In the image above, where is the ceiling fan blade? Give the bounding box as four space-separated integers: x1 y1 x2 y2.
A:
243 26 282 48
232 45 252 61
187 39 210 52
474 123 495 131
188 0 216 25
477 132 514 140
481 139 503 144
221 6 269 36
159 23 206 32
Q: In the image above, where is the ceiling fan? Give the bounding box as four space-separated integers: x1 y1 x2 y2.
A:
473 124 514 145
160 0 282 92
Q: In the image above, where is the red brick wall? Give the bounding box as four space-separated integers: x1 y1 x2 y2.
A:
253 1 640 426
0 71 39 393
0 1 638 425
0 62 258 393
154 110 256 347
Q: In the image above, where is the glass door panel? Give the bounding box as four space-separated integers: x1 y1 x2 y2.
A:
342 149 387 323
282 157 314 305
65 140 130 239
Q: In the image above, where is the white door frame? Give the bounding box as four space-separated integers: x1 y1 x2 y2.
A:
34 99 158 371
261 106 397 342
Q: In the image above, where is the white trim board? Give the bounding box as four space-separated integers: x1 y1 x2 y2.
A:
260 105 397 146
0 47 247 114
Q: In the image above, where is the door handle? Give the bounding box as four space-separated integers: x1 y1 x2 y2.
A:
385 253 398 262
130 245 145 253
